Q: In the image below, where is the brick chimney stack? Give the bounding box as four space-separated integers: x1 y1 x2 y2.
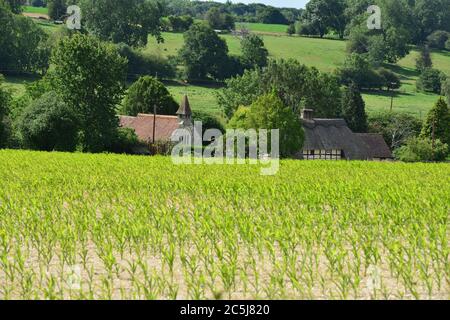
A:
301 109 314 121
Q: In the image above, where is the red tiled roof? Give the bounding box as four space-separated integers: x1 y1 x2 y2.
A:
119 113 180 143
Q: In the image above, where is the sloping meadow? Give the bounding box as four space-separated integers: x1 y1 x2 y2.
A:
0 150 448 299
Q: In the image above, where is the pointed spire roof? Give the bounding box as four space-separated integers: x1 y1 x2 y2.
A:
177 95 192 116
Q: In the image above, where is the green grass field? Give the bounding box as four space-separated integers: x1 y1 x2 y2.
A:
0 150 448 299
22 5 49 15
236 22 289 34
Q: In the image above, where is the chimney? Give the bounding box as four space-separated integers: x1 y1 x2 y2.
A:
301 109 314 121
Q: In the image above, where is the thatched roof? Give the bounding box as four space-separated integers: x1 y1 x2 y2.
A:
357 133 393 159
302 119 374 160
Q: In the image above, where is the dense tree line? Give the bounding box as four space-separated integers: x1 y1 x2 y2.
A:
164 0 301 25
297 0 450 45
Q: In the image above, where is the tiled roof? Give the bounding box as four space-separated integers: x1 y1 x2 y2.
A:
119 113 180 143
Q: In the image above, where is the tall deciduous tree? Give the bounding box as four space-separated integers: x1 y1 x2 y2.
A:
80 0 164 47
341 82 368 132
229 92 304 158
4 0 25 13
49 34 127 152
240 34 268 69
0 3 50 74
218 59 342 119
179 23 229 80
122 76 179 116
421 97 450 146
303 0 348 38
47 0 67 21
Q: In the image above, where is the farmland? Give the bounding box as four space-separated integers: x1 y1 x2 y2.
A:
0 150 448 299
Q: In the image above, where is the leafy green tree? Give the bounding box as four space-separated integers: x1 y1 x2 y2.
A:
229 92 304 158
218 59 342 119
0 75 11 147
205 7 235 30
414 0 450 43
49 34 127 152
18 91 78 151
167 15 193 32
416 68 446 93
0 3 50 74
426 30 450 49
227 106 251 129
377 67 401 90
441 78 450 105
256 7 288 25
368 112 422 149
240 34 268 69
47 0 66 21
122 76 178 116
193 110 225 142
336 53 385 90
416 45 433 72
341 82 368 132
4 0 25 13
395 137 448 162
303 0 348 39
217 69 263 118
179 23 229 80
421 97 450 145
80 0 164 47
287 24 295 35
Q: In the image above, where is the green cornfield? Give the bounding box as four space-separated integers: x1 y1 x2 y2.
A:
0 150 449 300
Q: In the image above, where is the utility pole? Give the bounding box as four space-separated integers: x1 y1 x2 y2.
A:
153 104 157 144
389 83 395 112
432 118 436 161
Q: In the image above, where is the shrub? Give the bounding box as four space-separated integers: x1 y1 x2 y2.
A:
193 111 225 134
416 68 446 94
395 137 448 162
416 45 433 72
427 30 450 50
446 39 450 51
111 128 145 154
122 76 179 116
18 92 78 151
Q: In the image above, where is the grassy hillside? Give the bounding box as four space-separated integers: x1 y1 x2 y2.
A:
236 22 289 35
22 6 49 15
0 149 448 299
5 20 450 118
146 33 449 118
